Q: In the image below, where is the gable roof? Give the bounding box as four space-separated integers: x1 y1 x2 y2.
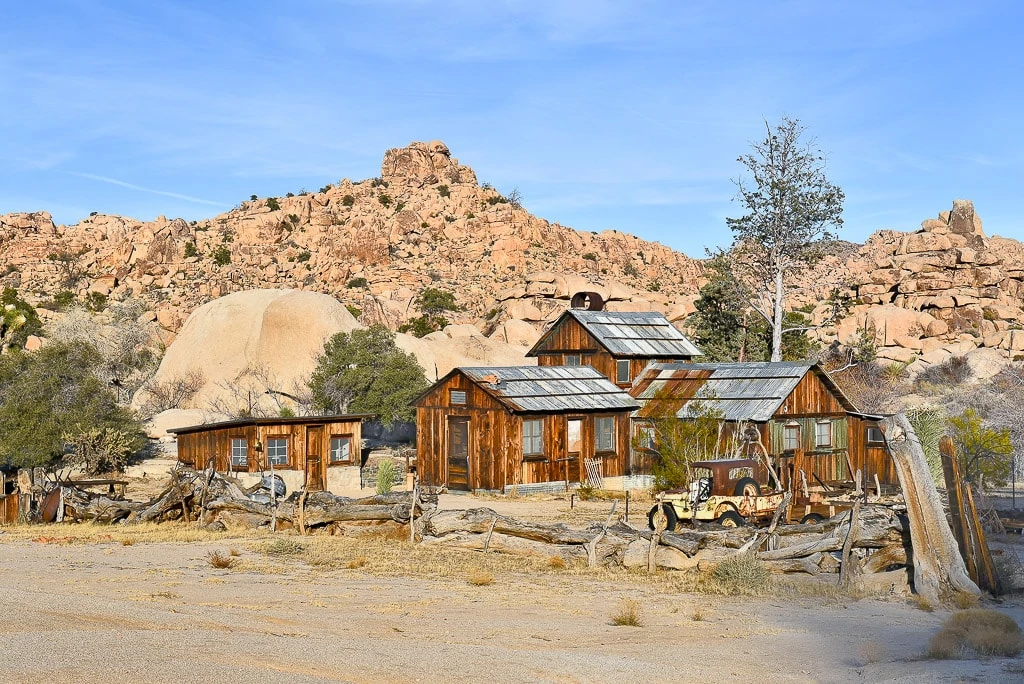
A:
527 309 703 359
445 366 639 414
167 414 374 435
632 361 857 422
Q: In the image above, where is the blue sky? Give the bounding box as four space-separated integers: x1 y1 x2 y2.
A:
2 1 1022 256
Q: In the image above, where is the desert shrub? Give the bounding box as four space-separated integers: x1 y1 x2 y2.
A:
399 315 446 338
184 242 198 258
207 550 237 569
266 197 281 211
949 407 1013 486
437 184 450 198
915 355 971 393
623 263 640 277
345 305 362 319
342 194 355 207
582 252 598 261
610 599 643 626
467 568 494 586
547 556 567 570
708 553 772 595
0 287 43 349
85 291 107 312
377 193 392 208
395 202 406 212
644 397 723 492
265 538 305 557
250 194 258 201
420 221 429 229
278 406 295 418
927 609 1024 659
376 458 396 495
296 250 311 263
347 277 368 289
138 370 205 416
212 245 231 266
906 405 946 485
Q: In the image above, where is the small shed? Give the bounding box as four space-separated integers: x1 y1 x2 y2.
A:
527 310 702 387
413 366 640 492
630 361 895 487
169 415 371 495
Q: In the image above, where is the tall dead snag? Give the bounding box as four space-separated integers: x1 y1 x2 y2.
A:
882 413 980 604
940 437 1000 594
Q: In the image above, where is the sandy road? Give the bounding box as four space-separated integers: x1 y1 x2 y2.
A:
2 534 1023 683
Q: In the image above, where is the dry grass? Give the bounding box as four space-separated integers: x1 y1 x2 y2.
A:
953 591 980 610
0 521 264 545
346 556 367 570
927 609 1024 659
610 599 643 627
467 568 495 586
228 548 241 557
691 607 707 622
121 538 135 546
547 556 567 570
705 553 772 596
263 538 306 557
910 594 935 612
207 550 237 569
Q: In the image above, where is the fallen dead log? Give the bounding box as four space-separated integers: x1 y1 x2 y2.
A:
765 554 822 575
425 508 596 545
758 536 843 561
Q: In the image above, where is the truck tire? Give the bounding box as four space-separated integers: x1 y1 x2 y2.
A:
800 513 826 525
733 477 761 497
716 510 745 528
647 503 678 532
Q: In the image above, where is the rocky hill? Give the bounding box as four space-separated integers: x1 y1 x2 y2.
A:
0 141 702 347
2 141 1023 379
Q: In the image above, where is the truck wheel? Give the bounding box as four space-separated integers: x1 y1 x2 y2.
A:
733 477 761 497
648 503 678 532
717 510 745 528
800 513 826 525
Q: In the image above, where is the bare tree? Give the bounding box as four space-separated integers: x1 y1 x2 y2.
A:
727 117 845 361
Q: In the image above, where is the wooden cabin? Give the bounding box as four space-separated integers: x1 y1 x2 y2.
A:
526 310 702 388
630 361 895 488
169 415 371 495
413 366 640 493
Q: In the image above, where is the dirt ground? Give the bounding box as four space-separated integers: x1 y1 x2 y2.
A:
2 494 1024 683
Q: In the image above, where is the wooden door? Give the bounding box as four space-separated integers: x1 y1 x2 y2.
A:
447 417 470 491
566 418 583 483
305 426 324 491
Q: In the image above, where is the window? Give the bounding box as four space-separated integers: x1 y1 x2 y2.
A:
564 354 581 366
450 389 467 405
866 426 885 444
637 425 655 450
267 437 289 466
522 419 543 456
783 423 800 451
815 421 832 448
330 436 352 464
596 416 615 452
230 438 248 469
616 359 631 384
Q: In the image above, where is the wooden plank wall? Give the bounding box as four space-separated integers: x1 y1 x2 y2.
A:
177 419 363 488
415 371 632 490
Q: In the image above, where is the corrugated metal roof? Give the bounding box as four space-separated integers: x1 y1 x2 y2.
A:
461 366 639 413
634 361 816 422
565 310 703 358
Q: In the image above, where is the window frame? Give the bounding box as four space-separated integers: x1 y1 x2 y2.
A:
266 435 290 468
782 423 800 451
616 359 631 384
229 436 248 470
595 416 616 453
815 420 833 448
329 434 353 465
449 389 467 406
866 426 885 445
636 424 656 450
522 418 544 458
563 354 581 366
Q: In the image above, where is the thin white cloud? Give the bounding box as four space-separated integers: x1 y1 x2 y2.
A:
67 172 228 208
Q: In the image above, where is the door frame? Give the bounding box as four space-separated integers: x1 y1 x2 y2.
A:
446 415 471 491
305 425 325 491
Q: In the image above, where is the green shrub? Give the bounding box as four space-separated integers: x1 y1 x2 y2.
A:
319 184 332 193
486 195 506 206
342 194 355 207
420 221 429 229
437 185 450 198
250 194 258 201
582 252 598 261
266 197 281 211
347 277 368 289
85 291 107 312
286 192 295 198
399 315 447 338
45 290 77 311
212 245 231 266
184 242 198 258
296 250 311 263
395 202 406 212
623 263 640 277
345 305 362 319
378 193 392 208
278 406 295 418
376 458 396 495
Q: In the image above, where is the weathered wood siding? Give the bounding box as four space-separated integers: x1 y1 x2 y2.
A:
415 371 633 491
848 415 897 485
176 418 363 491
533 317 687 386
775 371 846 416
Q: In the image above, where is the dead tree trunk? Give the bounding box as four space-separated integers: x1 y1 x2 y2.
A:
882 413 980 603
